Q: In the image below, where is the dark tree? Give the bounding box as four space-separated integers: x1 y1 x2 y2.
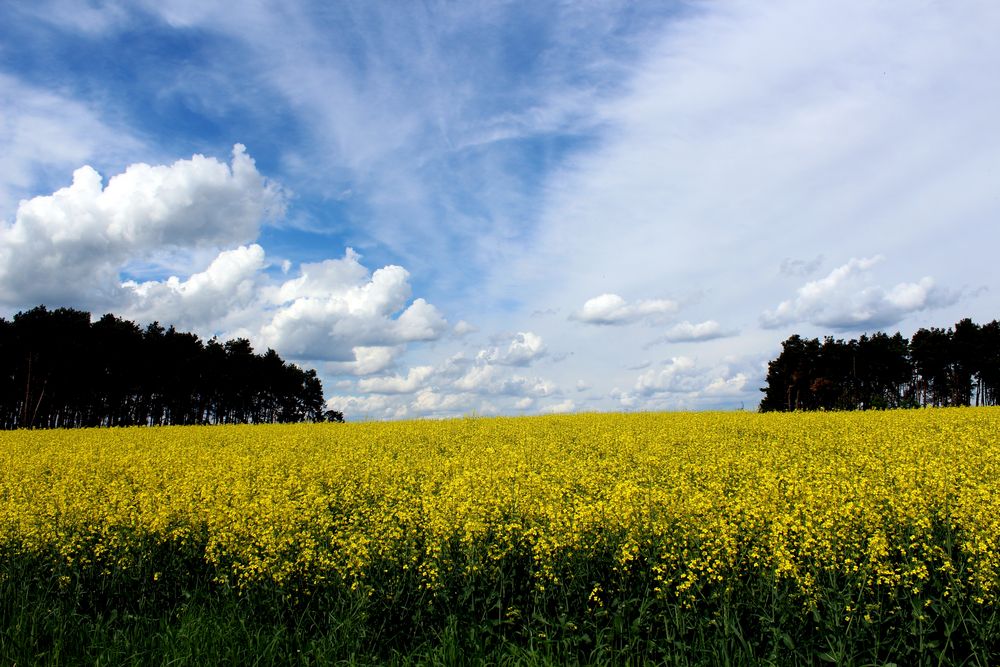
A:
0 305 334 429
759 335 822 412
855 332 912 409
910 327 953 407
978 320 1000 406
760 317 999 412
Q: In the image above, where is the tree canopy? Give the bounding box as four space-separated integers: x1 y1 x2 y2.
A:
760 318 1000 412
0 306 330 429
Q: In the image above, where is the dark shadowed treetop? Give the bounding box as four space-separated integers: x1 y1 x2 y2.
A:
0 305 329 429
760 318 1000 412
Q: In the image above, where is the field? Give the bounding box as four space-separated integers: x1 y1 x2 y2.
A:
1 409 998 665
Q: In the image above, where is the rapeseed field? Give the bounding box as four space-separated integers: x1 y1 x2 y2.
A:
1 409 998 664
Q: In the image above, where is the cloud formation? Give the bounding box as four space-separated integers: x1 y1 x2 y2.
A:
0 145 282 307
0 72 144 217
0 148 448 379
123 243 265 331
325 346 403 376
324 333 564 419
4 1 999 418
612 356 754 410
476 332 547 366
761 256 958 331
656 320 729 344
259 251 448 361
572 293 677 325
358 366 435 394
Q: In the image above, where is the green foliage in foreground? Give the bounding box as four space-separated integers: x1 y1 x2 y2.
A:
1 553 997 666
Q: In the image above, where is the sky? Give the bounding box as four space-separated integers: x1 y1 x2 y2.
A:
1 0 998 420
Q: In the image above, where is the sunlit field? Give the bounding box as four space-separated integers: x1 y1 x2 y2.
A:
2 409 998 665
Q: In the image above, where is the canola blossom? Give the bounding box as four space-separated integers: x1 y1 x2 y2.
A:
1 408 998 626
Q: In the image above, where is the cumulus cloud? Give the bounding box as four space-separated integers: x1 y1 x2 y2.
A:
358 366 434 394
655 320 730 344
118 242 449 365
634 356 701 396
540 399 576 414
325 394 410 421
452 320 478 336
477 331 547 366
410 389 478 416
761 256 958 331
0 147 453 380
453 364 557 397
325 346 403 376
616 356 757 410
123 244 265 330
572 293 677 325
324 334 564 419
703 373 749 397
259 250 448 361
0 145 283 307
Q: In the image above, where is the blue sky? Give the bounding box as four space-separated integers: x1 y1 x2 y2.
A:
2 1 999 418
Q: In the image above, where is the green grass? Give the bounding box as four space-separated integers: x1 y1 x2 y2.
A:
2 552 998 666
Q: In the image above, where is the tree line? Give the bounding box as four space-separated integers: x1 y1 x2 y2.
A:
0 305 341 429
759 318 1000 412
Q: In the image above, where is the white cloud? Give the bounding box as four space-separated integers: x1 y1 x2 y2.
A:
634 356 701 396
0 72 144 217
453 320 478 336
325 394 410 420
541 399 576 414
0 146 453 386
620 356 759 410
410 388 474 417
259 251 448 361
453 364 556 398
572 293 677 325
0 145 282 308
119 241 448 367
761 256 958 331
321 333 565 419
704 373 749 397
657 320 729 343
477 331 547 366
123 244 265 330
325 346 403 376
452 364 499 392
358 366 434 394
272 248 371 302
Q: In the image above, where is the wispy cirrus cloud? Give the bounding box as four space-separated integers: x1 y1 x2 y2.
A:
0 73 145 218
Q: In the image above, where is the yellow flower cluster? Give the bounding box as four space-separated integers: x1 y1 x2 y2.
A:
1 408 997 612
